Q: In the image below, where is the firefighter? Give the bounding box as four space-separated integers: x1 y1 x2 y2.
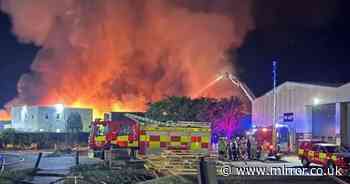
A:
236 137 240 160
232 137 238 160
250 137 258 160
98 124 105 136
239 136 247 160
218 137 227 160
228 140 233 160
247 138 251 160
256 145 262 160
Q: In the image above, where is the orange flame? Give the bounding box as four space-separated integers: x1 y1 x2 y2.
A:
1 0 253 120
70 99 146 119
0 110 11 121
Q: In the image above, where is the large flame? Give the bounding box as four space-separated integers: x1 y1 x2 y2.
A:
0 0 253 120
70 99 146 119
0 110 11 121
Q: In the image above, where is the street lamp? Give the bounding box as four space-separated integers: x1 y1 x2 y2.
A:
313 98 321 106
272 61 277 150
55 104 64 113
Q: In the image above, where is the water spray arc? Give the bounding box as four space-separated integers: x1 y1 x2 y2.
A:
194 72 255 103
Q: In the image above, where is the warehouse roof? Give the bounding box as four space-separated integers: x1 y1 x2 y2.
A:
258 81 339 98
11 105 93 110
291 81 345 88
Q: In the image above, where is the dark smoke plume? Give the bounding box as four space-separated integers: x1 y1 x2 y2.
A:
0 0 253 118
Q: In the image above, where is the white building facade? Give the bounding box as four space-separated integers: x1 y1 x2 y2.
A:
253 82 336 132
253 81 350 148
11 105 93 133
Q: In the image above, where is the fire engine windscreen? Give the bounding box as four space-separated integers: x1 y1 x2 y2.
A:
0 0 254 119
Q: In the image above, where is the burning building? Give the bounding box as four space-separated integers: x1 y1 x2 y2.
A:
11 105 92 132
0 0 254 120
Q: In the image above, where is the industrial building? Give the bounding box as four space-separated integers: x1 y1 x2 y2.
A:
11 105 93 133
252 81 350 149
0 120 11 130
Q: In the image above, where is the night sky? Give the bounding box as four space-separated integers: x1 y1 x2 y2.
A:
1 0 350 107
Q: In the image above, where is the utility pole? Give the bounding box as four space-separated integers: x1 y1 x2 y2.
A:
272 60 277 150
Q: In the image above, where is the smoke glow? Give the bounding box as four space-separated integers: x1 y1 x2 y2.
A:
0 0 253 119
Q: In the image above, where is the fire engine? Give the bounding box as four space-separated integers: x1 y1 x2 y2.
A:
248 125 290 159
88 112 211 159
298 142 350 174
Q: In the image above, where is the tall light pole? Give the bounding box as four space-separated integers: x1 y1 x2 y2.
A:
272 60 277 149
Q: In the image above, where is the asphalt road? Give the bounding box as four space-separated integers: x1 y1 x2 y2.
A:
218 176 341 184
1 152 348 184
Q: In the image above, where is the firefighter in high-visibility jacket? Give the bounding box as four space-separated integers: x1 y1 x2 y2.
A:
218 137 227 160
97 124 105 136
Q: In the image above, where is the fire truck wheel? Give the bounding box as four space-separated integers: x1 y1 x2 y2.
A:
301 157 310 167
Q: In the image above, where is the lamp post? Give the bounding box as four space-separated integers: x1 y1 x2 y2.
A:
272 61 277 150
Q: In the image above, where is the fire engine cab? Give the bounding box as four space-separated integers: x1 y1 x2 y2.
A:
248 125 290 160
298 142 350 175
88 115 139 158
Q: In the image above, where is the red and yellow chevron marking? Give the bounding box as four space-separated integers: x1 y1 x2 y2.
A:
298 149 304 155
319 152 326 161
104 125 211 154
142 127 210 132
95 136 106 142
111 135 138 148
140 126 210 154
331 154 337 161
300 148 341 164
139 133 210 153
308 151 315 158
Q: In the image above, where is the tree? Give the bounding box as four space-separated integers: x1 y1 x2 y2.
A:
146 96 215 121
146 96 246 140
198 97 245 140
0 128 16 146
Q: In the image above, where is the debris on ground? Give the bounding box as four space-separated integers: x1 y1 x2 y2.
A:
62 163 156 184
138 175 197 184
0 168 35 184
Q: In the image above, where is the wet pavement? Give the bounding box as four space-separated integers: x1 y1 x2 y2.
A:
218 176 341 184
1 150 101 184
1 152 349 184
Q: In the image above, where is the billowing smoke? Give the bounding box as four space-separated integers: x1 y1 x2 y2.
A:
0 0 253 119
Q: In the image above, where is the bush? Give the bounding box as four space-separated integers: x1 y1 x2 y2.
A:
0 131 89 149
0 129 16 146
